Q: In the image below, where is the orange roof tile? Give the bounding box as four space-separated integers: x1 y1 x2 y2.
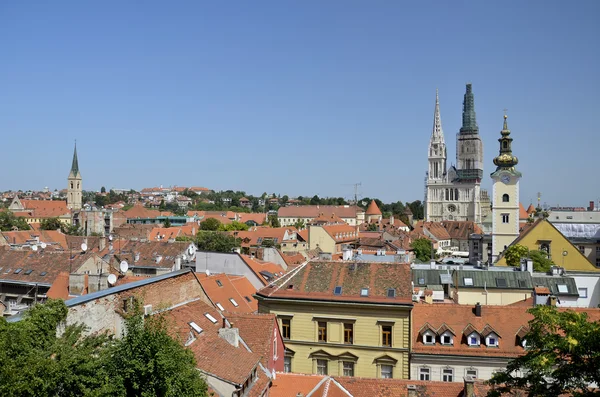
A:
321 224 359 242
240 255 286 285
196 273 257 313
225 312 277 368
278 205 362 219
257 261 413 305
237 213 268 225
365 200 382 215
19 199 70 218
148 225 197 241
534 286 550 295
526 204 536 215
519 203 529 220
270 373 325 397
235 227 296 247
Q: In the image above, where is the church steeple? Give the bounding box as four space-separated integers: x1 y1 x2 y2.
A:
460 83 479 134
431 88 444 143
70 142 80 177
492 114 520 173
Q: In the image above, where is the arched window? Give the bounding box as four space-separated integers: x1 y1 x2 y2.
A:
503 141 508 149
445 189 449 201
455 189 459 201
502 194 509 202
450 189 454 201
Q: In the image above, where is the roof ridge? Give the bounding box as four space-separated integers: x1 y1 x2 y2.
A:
271 260 308 294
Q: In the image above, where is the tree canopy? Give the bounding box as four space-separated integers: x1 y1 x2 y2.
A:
0 299 208 397
504 244 555 272
411 238 433 262
199 218 221 231
0 211 30 231
488 306 600 397
195 231 241 253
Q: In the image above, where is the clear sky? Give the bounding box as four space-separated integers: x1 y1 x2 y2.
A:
1 1 598 206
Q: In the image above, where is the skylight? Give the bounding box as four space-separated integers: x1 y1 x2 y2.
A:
557 284 568 293
229 298 239 307
360 288 369 297
496 278 507 287
334 286 343 295
387 288 396 298
216 280 223 287
464 277 473 286
14 268 22 274
244 296 251 302
24 270 33 275
189 322 203 334
216 303 224 311
40 271 47 277
204 313 218 324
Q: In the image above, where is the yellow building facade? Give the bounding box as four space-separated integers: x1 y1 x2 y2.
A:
496 219 598 272
256 261 413 379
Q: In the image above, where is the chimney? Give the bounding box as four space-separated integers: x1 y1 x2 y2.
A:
218 326 240 348
475 302 482 317
407 385 417 397
590 201 595 211
464 375 475 397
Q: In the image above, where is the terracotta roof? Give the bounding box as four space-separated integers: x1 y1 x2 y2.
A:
46 271 72 299
297 229 308 242
19 199 70 218
413 221 451 241
166 299 261 386
0 250 100 286
123 204 174 219
270 373 326 397
237 213 268 225
196 273 257 313
240 255 287 285
519 203 529 220
235 227 296 248
439 221 483 240
321 224 359 243
534 286 550 295
279 252 305 267
257 261 413 305
112 224 156 240
278 205 362 219
225 312 277 367
309 212 346 225
1 230 68 249
412 304 534 358
114 240 192 268
365 200 382 215
148 225 197 241
526 204 536 215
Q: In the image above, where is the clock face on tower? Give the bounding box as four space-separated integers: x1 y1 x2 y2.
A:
501 175 510 184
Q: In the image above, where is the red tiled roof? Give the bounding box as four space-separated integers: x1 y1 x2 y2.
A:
519 203 529 220
225 312 277 368
365 200 382 215
196 273 257 313
114 240 192 268
534 286 550 295
279 252 305 267
166 299 261 386
257 261 413 304
526 204 536 215
124 204 173 219
321 224 358 242
413 221 451 241
439 221 483 240
237 213 268 225
112 224 156 240
148 225 197 241
240 255 286 285
18 199 70 218
337 377 467 397
278 205 362 219
1 230 68 249
235 227 296 248
270 373 325 397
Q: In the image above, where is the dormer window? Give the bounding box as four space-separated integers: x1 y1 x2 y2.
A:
424 333 435 345
468 333 480 346
441 333 453 345
486 333 499 347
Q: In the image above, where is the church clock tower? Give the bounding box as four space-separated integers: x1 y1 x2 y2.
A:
491 114 521 262
67 142 82 210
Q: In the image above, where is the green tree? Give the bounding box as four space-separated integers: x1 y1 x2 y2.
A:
529 250 555 273
195 231 241 253
411 238 433 262
163 218 172 228
62 224 83 236
218 221 249 232
293 219 305 230
40 217 63 231
261 239 275 248
200 218 221 231
488 306 600 397
407 200 424 220
100 186 106 193
0 211 30 231
103 306 208 397
367 223 378 232
504 244 531 268
268 215 280 228
310 195 321 205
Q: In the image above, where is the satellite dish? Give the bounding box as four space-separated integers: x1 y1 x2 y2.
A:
120 260 129 273
108 235 113 241
205 269 210 276
31 245 38 251
40 242 47 249
107 274 117 285
182 254 187 261
81 243 88 252
188 246 195 255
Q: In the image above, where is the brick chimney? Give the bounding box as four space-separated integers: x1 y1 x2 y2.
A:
589 201 595 211
475 302 482 317
464 375 475 397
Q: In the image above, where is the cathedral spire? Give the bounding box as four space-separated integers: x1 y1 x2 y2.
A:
70 141 79 177
460 83 479 134
431 88 444 143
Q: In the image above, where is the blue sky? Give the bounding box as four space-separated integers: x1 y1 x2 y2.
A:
1 1 598 206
